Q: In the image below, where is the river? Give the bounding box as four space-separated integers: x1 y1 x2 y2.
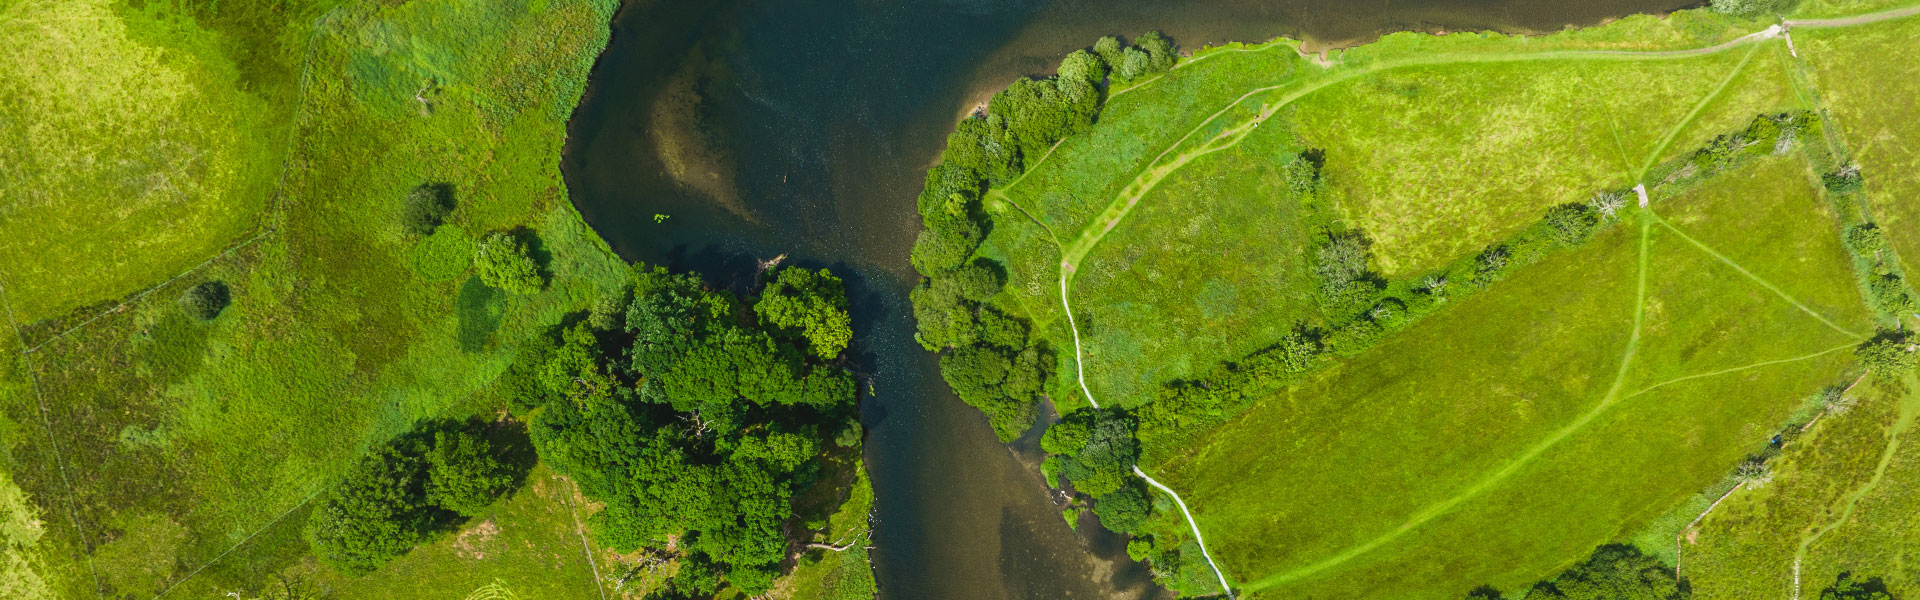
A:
559 0 1690 597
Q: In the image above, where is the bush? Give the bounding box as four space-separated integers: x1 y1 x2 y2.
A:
1314 232 1383 318
425 430 514 517
1869 273 1916 315
1543 203 1600 245
1845 223 1888 257
473 232 544 294
1473 244 1512 284
403 183 455 236
1823 166 1864 195
1283 149 1325 197
178 281 231 321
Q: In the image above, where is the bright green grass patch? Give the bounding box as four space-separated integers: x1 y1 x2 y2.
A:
0 0 327 322
1798 15 1920 269
1792 0 1920 18
1148 158 1867 599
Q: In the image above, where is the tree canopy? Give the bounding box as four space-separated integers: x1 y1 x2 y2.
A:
525 262 860 596
473 232 544 294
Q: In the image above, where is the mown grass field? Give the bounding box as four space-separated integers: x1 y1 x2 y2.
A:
0 0 692 597
1150 157 1870 598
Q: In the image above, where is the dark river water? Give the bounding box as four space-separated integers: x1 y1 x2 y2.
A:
561 0 1691 597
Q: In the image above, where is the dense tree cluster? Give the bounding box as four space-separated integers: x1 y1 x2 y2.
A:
511 263 859 597
1041 408 1154 533
304 422 520 575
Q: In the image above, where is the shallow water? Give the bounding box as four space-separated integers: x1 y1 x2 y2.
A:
560 0 1691 597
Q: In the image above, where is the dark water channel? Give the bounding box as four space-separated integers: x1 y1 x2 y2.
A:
560 0 1691 597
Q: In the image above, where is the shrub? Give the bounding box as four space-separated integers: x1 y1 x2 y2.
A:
473 232 544 294
1473 244 1512 284
1283 149 1325 197
1314 232 1383 318
1823 166 1864 195
178 281 231 321
1543 203 1600 245
1820 572 1893 600
1136 31 1176 72
425 430 514 517
1126 537 1155 561
1869 273 1916 315
1845 223 1888 257
403 183 455 236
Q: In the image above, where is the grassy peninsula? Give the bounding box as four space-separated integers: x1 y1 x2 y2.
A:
910 0 1920 598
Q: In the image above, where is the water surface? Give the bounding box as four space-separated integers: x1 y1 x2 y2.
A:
561 0 1692 597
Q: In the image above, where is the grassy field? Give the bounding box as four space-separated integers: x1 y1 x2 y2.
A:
1145 157 1869 598
0 0 701 597
0 0 330 322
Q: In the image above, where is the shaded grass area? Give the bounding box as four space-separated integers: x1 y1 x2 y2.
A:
0 0 333 322
780 457 879 600
1797 16 1920 270
1146 158 1867 599
0 0 642 597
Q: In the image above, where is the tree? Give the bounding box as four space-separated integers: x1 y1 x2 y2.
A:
1093 36 1125 70
425 430 514 517
1820 572 1893 600
949 261 1006 303
1136 31 1176 72
1858 330 1918 380
179 280 231 321
1526 544 1685 600
755 267 854 359
403 183 454 235
1093 482 1151 533
473 232 543 294
910 203 985 276
304 445 427 575
1058 49 1108 85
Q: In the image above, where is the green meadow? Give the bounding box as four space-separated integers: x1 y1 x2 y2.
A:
0 0 878 597
935 1 1920 597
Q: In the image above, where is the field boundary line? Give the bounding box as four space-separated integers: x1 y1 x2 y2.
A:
24 226 275 355
0 276 103 598
1650 213 1864 338
148 489 322 600
1621 342 1857 401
